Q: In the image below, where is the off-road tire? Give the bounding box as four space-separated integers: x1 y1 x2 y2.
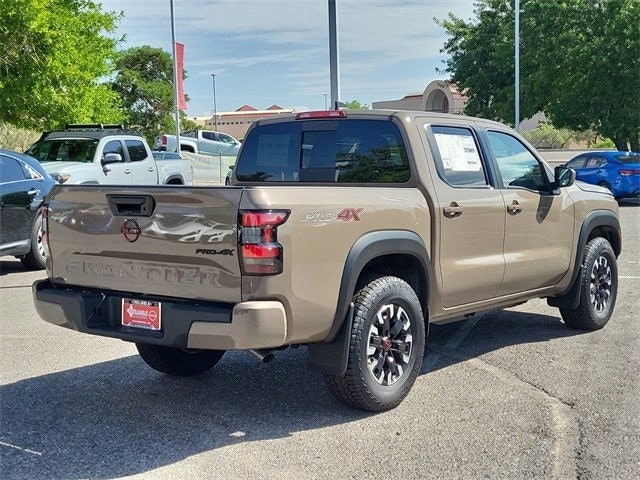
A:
20 211 46 270
136 343 225 376
324 276 425 412
560 237 617 330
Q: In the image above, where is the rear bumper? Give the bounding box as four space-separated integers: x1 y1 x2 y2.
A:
32 279 287 350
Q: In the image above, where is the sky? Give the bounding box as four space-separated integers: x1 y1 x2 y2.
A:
102 0 477 117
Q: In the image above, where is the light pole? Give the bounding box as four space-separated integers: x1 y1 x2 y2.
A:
211 73 218 130
328 0 340 109
170 0 180 152
323 93 328 110
515 0 520 131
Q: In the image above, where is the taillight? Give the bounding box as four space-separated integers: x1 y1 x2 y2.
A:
619 169 640 176
41 205 50 258
295 110 346 120
239 210 289 275
161 135 167 145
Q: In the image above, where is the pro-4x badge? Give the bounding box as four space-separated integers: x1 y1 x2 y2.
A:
302 208 363 223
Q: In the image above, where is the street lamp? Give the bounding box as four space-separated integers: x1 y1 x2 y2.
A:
515 0 520 131
211 73 218 130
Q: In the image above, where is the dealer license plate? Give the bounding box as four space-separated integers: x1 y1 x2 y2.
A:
121 298 162 331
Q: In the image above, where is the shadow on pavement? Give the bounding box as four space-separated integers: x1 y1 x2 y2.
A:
423 309 582 374
0 259 31 276
1 310 580 479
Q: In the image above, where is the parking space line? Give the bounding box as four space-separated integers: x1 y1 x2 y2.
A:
619 276 640 279
0 440 43 456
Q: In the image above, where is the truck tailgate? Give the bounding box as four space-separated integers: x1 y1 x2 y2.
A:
46 186 242 303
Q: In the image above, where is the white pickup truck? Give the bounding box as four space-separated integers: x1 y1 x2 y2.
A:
156 130 241 156
26 124 193 185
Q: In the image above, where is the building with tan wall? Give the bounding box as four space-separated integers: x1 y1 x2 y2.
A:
200 104 295 141
373 79 544 131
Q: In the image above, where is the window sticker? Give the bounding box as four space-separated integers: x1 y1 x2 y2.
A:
434 133 482 172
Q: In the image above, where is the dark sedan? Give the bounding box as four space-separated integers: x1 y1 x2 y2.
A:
0 149 56 269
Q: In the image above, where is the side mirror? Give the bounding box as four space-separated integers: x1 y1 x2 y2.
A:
554 165 575 188
102 153 122 165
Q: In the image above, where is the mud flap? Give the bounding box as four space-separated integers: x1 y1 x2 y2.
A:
307 303 354 375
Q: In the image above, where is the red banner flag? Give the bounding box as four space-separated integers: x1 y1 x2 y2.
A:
175 42 187 111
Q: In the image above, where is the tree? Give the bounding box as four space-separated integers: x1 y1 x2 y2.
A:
0 0 124 129
111 45 191 143
439 0 640 151
344 100 370 110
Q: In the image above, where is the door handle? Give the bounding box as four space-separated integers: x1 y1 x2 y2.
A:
27 188 40 196
124 169 132 174
507 201 523 215
147 167 155 172
443 202 463 218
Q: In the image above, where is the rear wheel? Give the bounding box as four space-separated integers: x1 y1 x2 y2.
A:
598 181 611 191
136 343 225 376
560 237 617 330
324 276 425 412
20 211 46 270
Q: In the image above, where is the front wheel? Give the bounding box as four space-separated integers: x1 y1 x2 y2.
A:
324 276 425 412
136 343 225 376
560 237 618 330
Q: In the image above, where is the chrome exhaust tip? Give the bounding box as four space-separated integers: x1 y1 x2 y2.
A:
250 349 275 363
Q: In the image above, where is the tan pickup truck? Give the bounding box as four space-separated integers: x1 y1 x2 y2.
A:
33 110 621 411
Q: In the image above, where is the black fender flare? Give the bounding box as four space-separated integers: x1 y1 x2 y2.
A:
548 209 621 310
164 175 184 185
308 230 433 375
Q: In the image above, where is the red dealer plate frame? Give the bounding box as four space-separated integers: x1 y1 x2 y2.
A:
121 298 162 331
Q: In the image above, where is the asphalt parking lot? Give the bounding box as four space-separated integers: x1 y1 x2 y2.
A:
1 203 638 480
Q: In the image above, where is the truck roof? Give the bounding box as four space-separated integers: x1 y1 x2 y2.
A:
38 124 143 142
251 109 508 130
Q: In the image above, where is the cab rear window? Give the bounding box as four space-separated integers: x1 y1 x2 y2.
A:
235 119 410 183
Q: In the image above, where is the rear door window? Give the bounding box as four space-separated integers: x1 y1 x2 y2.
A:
0 155 28 183
235 119 410 183
125 140 148 162
428 126 488 187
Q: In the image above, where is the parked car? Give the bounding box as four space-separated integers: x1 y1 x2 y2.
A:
155 130 241 156
0 150 56 269
565 151 640 199
26 124 193 186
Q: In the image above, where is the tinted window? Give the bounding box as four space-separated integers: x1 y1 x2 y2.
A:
566 157 587 169
585 156 603 168
26 139 98 163
152 152 181 160
202 131 216 141
235 119 410 183
616 154 640 164
429 126 487 187
0 155 27 182
125 140 147 162
103 140 124 160
487 131 548 191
